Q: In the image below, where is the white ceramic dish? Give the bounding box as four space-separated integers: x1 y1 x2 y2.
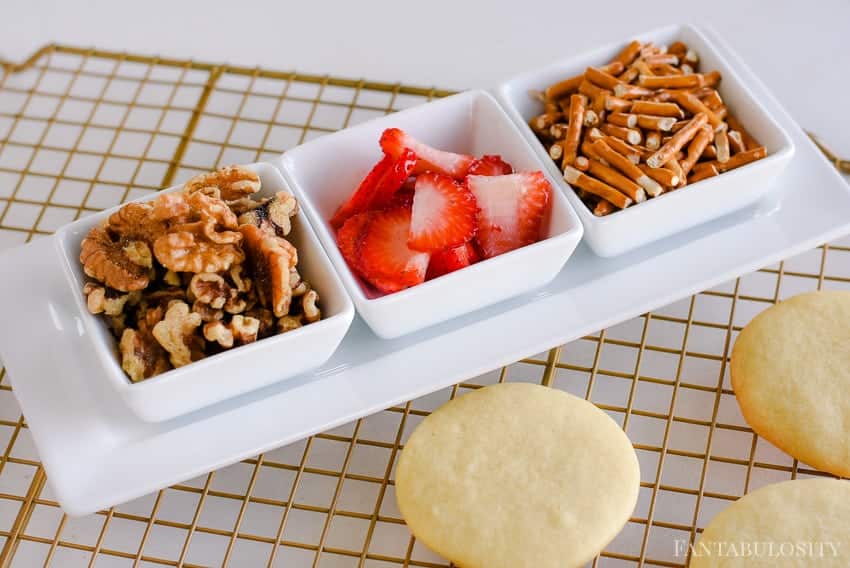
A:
496 24 796 257
0 27 847 516
280 90 583 338
52 163 355 422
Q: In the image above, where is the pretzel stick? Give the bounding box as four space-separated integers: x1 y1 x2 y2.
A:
613 40 642 66
645 131 661 150
715 129 731 163
593 199 616 216
630 100 684 118
581 139 605 164
700 89 723 110
689 162 718 182
702 70 721 88
530 112 562 135
591 139 663 196
638 164 680 188
601 122 642 145
549 123 569 140
728 130 746 154
579 80 610 101
608 112 638 128
545 61 624 100
726 115 758 149
636 114 677 131
605 95 632 113
584 109 600 127
563 166 632 209
640 43 663 57
680 125 713 175
575 156 590 171
561 94 586 168
591 92 607 117
663 158 686 187
586 159 646 202
647 112 708 168
638 74 704 89
614 83 654 99
644 53 679 66
667 41 688 60
672 91 723 130
714 105 728 121
633 60 655 77
701 144 717 160
714 146 767 172
586 66 622 90
618 66 640 83
549 142 563 162
649 63 682 76
594 133 642 164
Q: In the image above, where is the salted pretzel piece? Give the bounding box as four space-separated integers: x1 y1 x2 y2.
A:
671 91 723 130
613 40 642 66
601 135 644 164
585 67 622 91
701 144 718 160
613 83 653 100
593 199 616 217
700 89 724 110
715 129 731 163
580 140 605 164
667 41 688 60
630 100 683 118
607 113 638 128
636 115 677 132
563 166 632 210
727 130 746 154
586 159 646 203
663 159 686 188
584 109 600 127
561 94 586 169
689 162 719 182
604 95 632 113
529 112 562 137
548 143 564 162
578 80 610 101
549 123 568 141
647 112 708 168
632 60 654 77
638 164 679 189
714 146 767 172
649 63 682 76
591 139 662 197
645 131 661 151
643 53 679 66
726 115 757 149
574 156 590 171
702 70 721 88
600 123 642 145
618 65 640 84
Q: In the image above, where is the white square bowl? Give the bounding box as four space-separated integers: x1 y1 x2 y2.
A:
279 90 583 339
496 24 795 258
55 162 355 422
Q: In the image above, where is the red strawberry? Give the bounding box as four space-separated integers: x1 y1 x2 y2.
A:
467 172 551 258
408 172 478 252
386 186 414 210
380 128 474 179
330 149 416 228
426 242 479 280
467 155 513 176
336 212 372 276
358 207 430 293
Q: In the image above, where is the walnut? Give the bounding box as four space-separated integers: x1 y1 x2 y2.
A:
184 165 261 201
150 193 192 223
189 273 231 309
277 314 303 333
163 269 181 287
84 282 132 315
301 290 321 323
229 264 252 293
80 226 151 291
227 196 266 216
203 315 260 348
120 328 171 382
153 231 244 273
224 293 248 315
246 307 275 338
152 301 203 368
106 313 127 338
123 241 153 269
108 202 170 244
240 225 295 317
238 192 298 237
192 300 224 323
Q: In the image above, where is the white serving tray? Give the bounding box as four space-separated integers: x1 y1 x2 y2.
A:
0 28 848 516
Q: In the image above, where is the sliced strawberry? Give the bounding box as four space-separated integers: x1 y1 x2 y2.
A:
330 149 416 229
426 242 478 280
359 207 430 293
336 212 372 276
380 128 474 179
467 172 551 258
408 172 478 252
467 154 514 176
386 186 414 210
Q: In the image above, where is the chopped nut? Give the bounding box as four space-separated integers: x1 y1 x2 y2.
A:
240 225 294 317
120 328 171 382
230 315 260 344
227 196 267 216
203 321 234 348
238 192 298 237
106 313 127 338
184 165 261 201
152 301 202 368
192 300 224 323
84 282 132 316
189 273 231 309
80 226 151 291
224 293 248 315
153 231 244 273
123 241 153 269
108 202 170 244
302 290 321 323
277 314 303 333
163 270 181 287
229 264 252 293
246 307 275 338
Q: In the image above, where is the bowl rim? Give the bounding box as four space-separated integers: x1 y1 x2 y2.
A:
54 162 355 393
279 89 584 308
495 23 796 228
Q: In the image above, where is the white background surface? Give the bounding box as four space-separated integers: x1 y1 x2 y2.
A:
2 0 850 165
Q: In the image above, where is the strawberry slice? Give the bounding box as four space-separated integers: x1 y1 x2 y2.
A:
330 149 416 229
426 242 479 280
359 207 430 293
336 212 372 276
408 172 478 252
467 155 514 176
467 172 552 258
380 128 474 179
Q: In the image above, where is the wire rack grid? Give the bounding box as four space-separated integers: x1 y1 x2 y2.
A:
0 44 848 568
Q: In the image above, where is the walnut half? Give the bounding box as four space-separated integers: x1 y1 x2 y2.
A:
151 301 202 368
80 226 151 291
240 225 296 318
119 329 171 382
238 192 298 237
184 165 261 201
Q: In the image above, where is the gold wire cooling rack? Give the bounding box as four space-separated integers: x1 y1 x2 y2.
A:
0 44 848 568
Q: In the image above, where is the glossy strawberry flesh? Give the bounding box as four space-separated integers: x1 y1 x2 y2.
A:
426 242 478 280
358 208 430 293
467 154 514 176
409 172 478 252
380 128 473 179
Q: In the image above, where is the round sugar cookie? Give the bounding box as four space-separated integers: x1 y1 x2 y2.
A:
690 478 850 567
731 290 850 476
395 382 640 568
